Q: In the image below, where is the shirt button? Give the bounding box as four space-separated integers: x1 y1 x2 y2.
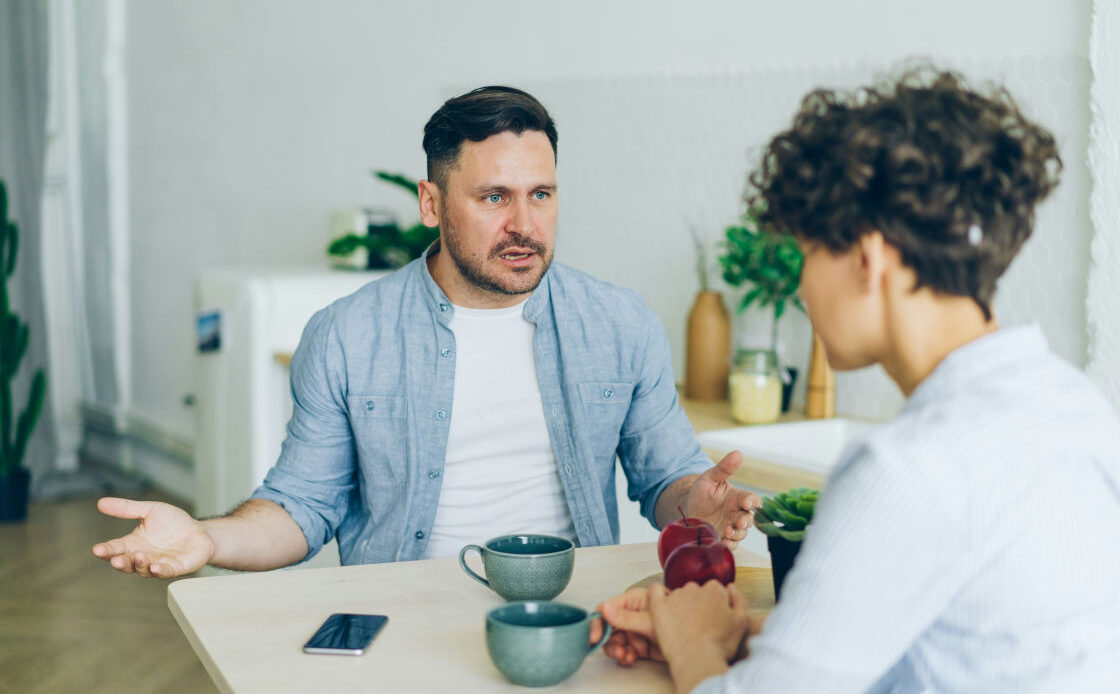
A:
365 400 375 412
428 470 441 479
439 303 448 312
603 388 614 399
440 348 450 357
415 531 425 540
564 464 573 476
436 409 446 420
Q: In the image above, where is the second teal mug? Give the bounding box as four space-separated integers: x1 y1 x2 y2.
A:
486 601 610 687
459 534 574 601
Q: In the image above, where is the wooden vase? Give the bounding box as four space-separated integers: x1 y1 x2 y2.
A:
805 333 835 418
684 291 731 400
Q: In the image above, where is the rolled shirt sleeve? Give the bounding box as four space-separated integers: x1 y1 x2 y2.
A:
616 304 712 527
251 307 358 561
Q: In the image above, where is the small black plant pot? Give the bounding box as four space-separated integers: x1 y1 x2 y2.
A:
0 467 31 523
780 366 798 413
767 534 802 602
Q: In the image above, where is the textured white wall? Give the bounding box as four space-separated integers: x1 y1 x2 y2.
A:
522 56 1092 420
122 0 1093 440
1086 0 1120 412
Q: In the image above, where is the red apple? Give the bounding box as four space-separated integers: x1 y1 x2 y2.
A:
663 529 736 590
658 509 719 569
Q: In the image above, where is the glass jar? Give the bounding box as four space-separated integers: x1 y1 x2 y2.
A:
728 349 782 425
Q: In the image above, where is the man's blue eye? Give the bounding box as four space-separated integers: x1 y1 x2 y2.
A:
487 194 502 203
533 191 549 200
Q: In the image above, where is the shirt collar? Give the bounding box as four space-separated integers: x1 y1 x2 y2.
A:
907 323 1048 408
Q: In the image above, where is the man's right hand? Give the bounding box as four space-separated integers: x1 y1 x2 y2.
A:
92 497 216 578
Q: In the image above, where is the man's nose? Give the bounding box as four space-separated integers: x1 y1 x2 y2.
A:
505 198 535 235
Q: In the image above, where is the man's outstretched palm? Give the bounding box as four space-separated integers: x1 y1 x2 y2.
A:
687 451 760 548
92 498 214 578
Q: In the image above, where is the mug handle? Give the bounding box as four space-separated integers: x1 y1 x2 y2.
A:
586 612 612 656
458 544 490 589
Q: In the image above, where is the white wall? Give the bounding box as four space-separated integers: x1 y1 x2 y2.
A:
120 1 1092 465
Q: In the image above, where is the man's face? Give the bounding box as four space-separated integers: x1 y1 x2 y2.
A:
420 130 558 306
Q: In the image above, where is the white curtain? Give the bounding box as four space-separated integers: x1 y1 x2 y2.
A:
0 0 55 482
1086 0 1120 411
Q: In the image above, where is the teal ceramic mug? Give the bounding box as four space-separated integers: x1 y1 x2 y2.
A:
459 534 574 601
486 601 610 687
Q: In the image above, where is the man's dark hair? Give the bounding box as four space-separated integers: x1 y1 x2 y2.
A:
749 66 1062 320
422 86 558 190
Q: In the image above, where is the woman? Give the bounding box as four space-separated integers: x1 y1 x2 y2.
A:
597 67 1120 693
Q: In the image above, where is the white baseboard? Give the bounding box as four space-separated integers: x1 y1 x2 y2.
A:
80 402 196 503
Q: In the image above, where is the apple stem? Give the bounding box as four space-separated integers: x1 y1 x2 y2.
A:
696 528 702 546
678 506 687 525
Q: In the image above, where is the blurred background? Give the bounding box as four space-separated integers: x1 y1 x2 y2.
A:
2 0 1118 535
3 1 1119 691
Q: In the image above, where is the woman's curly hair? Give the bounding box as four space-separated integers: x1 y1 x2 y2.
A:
748 66 1062 320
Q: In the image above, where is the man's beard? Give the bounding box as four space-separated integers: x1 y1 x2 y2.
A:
441 220 553 297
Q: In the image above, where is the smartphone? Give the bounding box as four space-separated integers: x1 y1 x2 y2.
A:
302 613 388 655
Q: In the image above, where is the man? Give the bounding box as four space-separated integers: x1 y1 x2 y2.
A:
93 86 760 578
596 68 1120 693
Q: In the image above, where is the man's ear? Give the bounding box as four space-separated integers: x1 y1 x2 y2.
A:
417 179 441 228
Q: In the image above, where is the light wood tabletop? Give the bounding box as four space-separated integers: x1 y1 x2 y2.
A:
168 542 770 693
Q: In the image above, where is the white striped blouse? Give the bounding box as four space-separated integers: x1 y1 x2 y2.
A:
695 324 1120 694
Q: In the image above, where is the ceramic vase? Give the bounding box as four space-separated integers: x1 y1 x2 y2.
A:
684 291 731 400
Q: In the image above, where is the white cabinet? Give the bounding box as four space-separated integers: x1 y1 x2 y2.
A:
193 267 386 518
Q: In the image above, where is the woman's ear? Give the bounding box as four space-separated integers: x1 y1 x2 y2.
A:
417 180 441 229
856 231 888 293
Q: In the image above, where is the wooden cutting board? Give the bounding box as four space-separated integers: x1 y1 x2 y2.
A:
627 566 776 617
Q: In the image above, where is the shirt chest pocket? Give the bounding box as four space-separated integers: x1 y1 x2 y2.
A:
347 394 407 486
577 382 634 458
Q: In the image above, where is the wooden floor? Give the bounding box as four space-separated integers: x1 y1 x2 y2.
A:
0 489 218 694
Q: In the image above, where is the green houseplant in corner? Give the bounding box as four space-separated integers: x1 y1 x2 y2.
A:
754 486 819 601
327 171 440 270
0 179 47 523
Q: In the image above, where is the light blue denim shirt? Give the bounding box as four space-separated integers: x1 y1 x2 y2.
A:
251 250 712 564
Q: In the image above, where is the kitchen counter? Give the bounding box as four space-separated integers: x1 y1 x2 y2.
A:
677 394 827 493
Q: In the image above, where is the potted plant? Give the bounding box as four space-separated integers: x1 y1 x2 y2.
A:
0 180 47 523
327 171 440 270
753 486 819 601
718 208 805 413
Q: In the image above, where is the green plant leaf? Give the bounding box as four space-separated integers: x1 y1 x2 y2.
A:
12 370 45 468
327 234 368 257
717 216 803 319
372 171 421 198
775 527 805 542
761 496 807 530
6 220 17 278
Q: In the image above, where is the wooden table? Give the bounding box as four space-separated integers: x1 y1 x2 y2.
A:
169 542 769 693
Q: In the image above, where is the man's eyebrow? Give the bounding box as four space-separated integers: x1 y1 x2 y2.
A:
467 183 557 194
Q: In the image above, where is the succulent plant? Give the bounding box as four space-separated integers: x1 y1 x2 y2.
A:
754 487 819 542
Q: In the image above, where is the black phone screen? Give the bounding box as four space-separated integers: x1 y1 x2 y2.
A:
302 613 388 655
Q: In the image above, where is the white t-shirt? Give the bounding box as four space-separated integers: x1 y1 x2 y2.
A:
422 299 577 559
